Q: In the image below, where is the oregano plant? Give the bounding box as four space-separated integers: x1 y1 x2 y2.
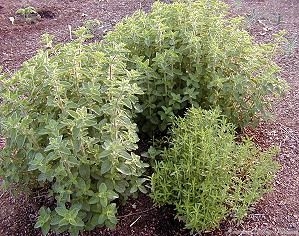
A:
0 28 148 235
105 0 287 133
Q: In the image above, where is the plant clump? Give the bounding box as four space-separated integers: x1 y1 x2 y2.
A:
15 6 41 24
151 107 279 232
105 0 287 133
0 29 148 235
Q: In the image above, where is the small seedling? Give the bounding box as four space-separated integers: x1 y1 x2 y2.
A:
15 6 41 24
16 6 38 18
83 19 101 33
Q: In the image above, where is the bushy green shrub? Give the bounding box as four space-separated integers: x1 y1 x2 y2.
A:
105 0 286 133
151 107 279 232
0 29 148 235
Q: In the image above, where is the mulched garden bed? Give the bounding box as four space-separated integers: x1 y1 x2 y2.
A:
0 0 298 235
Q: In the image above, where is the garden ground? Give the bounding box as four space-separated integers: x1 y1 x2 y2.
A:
0 0 298 235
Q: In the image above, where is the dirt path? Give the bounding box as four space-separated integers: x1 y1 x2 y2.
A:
0 0 299 235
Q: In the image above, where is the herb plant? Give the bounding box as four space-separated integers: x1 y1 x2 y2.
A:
15 5 41 24
105 0 287 133
151 107 279 232
0 28 148 235
16 6 39 19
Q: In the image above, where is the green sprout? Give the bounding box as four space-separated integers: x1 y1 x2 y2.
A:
16 6 38 19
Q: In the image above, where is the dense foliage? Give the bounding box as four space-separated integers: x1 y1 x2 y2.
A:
0 29 148 235
151 107 279 231
105 0 286 133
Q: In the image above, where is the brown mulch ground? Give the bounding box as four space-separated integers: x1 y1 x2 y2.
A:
0 0 299 235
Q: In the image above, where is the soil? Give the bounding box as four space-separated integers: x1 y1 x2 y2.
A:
0 0 298 235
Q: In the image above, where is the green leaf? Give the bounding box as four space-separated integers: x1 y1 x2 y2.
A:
99 150 110 159
77 178 87 190
88 214 100 229
72 127 80 139
88 196 99 205
58 218 69 227
68 155 80 166
69 226 80 236
129 185 138 194
100 197 108 207
98 214 106 225
69 203 82 216
75 218 85 227
72 139 81 153
116 163 131 175
28 153 44 171
107 190 119 200
70 217 85 227
101 159 112 174
98 183 108 192
138 185 147 194
34 207 51 231
119 150 132 160
114 180 127 193
79 164 90 179
55 206 68 217
50 214 61 226
16 135 26 148
69 218 78 226
108 215 117 225
122 98 132 109
41 222 50 236
68 110 79 119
